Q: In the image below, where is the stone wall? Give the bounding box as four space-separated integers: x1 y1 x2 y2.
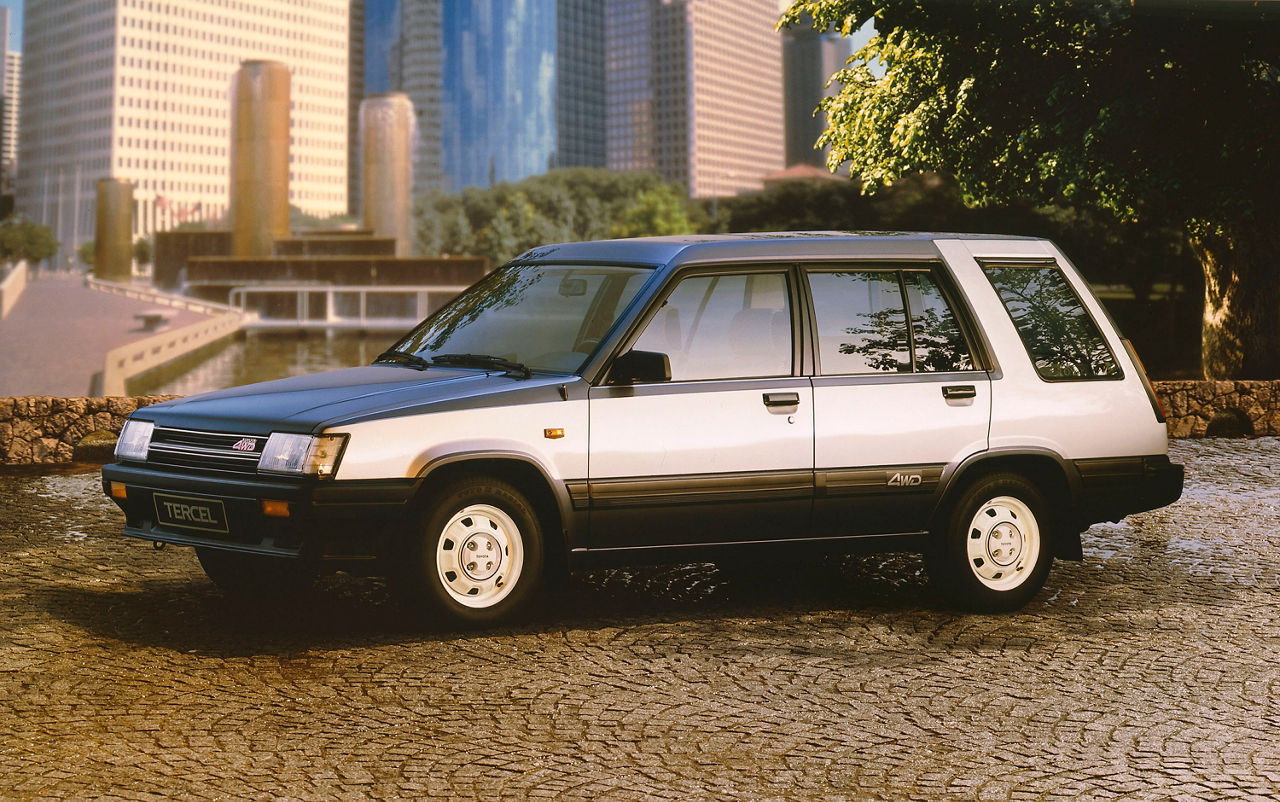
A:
0 396 177 465
0 383 1276 466
1154 381 1280 438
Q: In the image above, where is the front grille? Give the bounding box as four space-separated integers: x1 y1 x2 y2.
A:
147 427 264 475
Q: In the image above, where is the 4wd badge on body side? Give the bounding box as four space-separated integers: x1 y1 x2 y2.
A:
887 472 924 487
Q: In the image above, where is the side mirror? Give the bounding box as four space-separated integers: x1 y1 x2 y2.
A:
608 350 671 385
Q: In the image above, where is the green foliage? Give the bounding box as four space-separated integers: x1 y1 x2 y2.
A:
288 205 358 231
77 241 95 266
133 237 153 266
0 216 59 263
610 184 694 239
716 172 1197 295
414 169 696 265
781 1 1279 229
780 1 1280 377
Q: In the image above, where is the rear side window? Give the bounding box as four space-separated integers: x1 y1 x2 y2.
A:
982 264 1121 380
808 269 974 375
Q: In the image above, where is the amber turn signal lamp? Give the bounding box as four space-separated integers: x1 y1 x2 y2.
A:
544 428 565 440
109 482 127 499
261 499 291 518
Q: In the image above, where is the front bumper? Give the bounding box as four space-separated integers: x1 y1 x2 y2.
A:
1074 454 1185 526
101 462 422 560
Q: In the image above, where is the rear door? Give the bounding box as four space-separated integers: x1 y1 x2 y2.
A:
806 264 991 536
586 267 814 548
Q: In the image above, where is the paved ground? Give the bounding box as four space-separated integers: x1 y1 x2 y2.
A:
1 438 1278 799
0 272 208 397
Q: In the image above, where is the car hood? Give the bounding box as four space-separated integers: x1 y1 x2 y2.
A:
136 365 573 435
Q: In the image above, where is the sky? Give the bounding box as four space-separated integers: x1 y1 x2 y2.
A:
1 0 21 51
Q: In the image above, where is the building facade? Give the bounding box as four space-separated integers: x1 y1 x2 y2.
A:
391 0 605 194
606 0 785 198
17 0 349 253
782 25 853 168
2 50 18 196
0 8 17 198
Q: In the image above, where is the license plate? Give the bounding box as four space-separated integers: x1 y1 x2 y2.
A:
153 493 229 534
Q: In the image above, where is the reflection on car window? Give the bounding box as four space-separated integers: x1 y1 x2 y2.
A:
391 265 650 373
809 269 975 375
982 265 1120 380
632 273 791 381
904 272 974 372
809 271 911 374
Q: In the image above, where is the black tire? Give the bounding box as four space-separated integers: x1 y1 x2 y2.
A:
926 472 1054 612
195 547 315 597
398 476 544 627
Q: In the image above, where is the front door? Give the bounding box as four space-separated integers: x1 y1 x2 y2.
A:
587 269 814 548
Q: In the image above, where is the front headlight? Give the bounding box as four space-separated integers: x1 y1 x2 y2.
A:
115 419 155 461
259 433 348 478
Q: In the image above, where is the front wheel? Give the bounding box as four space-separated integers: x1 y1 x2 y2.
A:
926 473 1054 612
400 476 544 627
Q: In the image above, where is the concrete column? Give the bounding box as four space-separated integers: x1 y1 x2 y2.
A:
94 179 134 282
230 60 291 258
360 92 414 257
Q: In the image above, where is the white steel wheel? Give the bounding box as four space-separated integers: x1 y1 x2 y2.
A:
434 503 524 609
928 472 1054 612
403 476 545 627
963 495 1040 592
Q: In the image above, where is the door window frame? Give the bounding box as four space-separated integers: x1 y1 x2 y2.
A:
596 263 807 386
799 261 995 378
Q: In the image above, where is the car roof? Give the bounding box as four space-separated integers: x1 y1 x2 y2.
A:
510 231 1046 269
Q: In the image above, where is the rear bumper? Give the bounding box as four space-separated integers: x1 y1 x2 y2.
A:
1074 454 1184 526
101 462 421 559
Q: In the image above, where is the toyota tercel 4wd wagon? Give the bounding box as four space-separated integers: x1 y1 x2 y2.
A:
103 233 1183 624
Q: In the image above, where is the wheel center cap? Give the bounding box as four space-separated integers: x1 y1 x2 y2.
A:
987 523 1023 567
460 532 502 581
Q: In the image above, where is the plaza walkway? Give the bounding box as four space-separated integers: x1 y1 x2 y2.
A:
0 271 209 397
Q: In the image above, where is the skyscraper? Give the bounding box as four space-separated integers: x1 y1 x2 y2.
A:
393 0 444 194
782 25 854 167
0 8 17 196
17 0 349 248
606 0 785 198
349 0 366 217
393 0 605 194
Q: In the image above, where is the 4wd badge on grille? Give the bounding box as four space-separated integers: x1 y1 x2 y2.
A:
231 438 258 452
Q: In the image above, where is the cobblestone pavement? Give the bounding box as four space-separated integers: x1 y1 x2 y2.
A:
2 438 1278 800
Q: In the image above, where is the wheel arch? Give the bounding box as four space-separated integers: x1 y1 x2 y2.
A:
933 449 1083 560
414 451 574 580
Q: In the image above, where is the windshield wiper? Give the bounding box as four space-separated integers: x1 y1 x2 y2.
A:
430 353 532 379
374 349 432 370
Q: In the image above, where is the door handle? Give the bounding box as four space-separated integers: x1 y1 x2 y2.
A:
763 392 800 408
942 385 976 400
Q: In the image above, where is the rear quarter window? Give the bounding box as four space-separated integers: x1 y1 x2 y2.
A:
981 263 1121 381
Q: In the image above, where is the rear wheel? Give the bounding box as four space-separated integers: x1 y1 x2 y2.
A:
195 547 315 597
927 472 1054 612
399 476 544 627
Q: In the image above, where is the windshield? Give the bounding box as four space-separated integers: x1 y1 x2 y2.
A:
386 264 653 373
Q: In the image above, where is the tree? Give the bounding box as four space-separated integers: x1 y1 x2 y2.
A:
78 241 95 266
610 184 695 238
133 237 153 266
781 1 1280 378
413 169 697 263
0 216 59 264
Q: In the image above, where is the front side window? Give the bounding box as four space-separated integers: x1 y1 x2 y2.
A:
630 272 792 381
982 264 1120 380
390 264 651 373
808 268 974 375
